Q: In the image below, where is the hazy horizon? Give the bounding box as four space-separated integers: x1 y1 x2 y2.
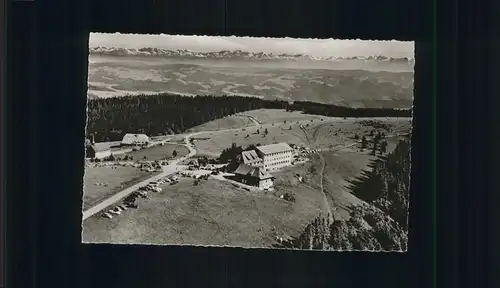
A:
89 33 414 59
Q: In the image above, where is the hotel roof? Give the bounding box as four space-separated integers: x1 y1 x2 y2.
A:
256 143 293 155
234 163 273 180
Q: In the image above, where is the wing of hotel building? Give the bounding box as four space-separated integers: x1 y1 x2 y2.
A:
241 150 264 167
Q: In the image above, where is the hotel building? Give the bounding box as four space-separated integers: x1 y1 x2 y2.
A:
240 143 293 172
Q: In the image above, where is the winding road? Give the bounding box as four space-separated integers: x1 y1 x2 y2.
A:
83 122 261 221
82 134 198 221
83 116 407 221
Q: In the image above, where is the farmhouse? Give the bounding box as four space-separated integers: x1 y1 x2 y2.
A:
121 133 149 146
85 141 112 159
255 143 293 172
233 163 274 189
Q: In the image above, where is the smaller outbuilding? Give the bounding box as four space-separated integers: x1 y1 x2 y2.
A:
121 133 150 146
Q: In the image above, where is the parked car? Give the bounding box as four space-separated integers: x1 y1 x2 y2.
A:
137 191 148 198
124 194 137 203
109 209 121 215
125 203 138 209
102 212 113 219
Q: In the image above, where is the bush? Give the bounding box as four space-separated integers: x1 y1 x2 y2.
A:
282 192 296 202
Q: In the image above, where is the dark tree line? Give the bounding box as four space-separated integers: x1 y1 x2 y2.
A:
275 138 411 250
286 101 411 118
349 139 411 228
86 94 287 142
86 93 412 142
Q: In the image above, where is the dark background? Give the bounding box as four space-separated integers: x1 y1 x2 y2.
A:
7 0 495 287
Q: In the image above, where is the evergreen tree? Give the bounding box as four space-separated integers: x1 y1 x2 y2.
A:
172 150 178 158
371 142 377 155
361 136 368 150
379 141 388 154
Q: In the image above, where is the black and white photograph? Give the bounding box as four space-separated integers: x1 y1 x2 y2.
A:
82 33 413 251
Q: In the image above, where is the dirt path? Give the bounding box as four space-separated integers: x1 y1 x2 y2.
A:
299 125 311 143
311 123 330 143
245 115 262 126
298 121 334 221
313 141 360 223
317 153 334 223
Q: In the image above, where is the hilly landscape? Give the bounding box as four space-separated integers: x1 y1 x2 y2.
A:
87 48 414 109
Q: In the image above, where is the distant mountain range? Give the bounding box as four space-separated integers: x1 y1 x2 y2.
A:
89 47 415 63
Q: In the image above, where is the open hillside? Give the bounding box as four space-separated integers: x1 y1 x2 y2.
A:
189 109 411 156
82 108 411 248
86 94 411 143
275 139 411 251
88 55 413 109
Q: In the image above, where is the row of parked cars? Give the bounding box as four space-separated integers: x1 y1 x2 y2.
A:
101 175 179 219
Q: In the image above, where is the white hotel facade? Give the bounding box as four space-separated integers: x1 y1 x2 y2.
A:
241 143 293 172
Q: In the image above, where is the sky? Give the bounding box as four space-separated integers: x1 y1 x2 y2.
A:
89 33 414 59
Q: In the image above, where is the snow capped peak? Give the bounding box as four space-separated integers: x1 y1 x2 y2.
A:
89 46 414 62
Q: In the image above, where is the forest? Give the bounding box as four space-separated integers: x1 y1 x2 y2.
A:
274 138 411 251
286 101 411 118
86 93 412 142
